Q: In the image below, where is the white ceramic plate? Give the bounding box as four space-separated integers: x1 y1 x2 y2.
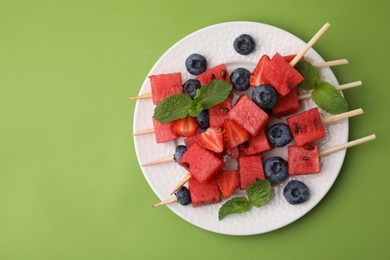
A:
133 21 348 235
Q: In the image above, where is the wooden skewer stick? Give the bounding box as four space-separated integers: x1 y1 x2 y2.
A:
170 173 192 195
319 134 376 157
131 128 154 136
320 108 363 124
128 93 153 100
154 134 376 207
152 197 178 207
141 155 173 166
313 59 348 68
290 23 331 67
297 81 362 101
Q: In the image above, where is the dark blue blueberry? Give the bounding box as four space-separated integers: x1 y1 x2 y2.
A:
175 186 191 206
230 68 251 91
173 145 187 163
251 84 279 114
185 54 207 75
264 156 288 183
283 180 310 205
267 123 292 147
182 79 201 99
233 34 256 55
195 110 210 130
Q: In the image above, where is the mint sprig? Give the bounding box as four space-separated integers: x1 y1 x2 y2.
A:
153 80 232 124
311 81 348 114
218 179 272 220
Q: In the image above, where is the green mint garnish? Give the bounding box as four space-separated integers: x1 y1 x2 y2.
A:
218 179 273 220
153 80 232 124
246 179 272 207
311 81 348 114
194 80 233 109
294 60 320 90
218 197 251 220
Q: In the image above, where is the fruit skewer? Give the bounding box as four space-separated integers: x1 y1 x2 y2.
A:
132 81 361 138
167 108 364 194
154 133 376 207
128 59 347 101
140 108 364 167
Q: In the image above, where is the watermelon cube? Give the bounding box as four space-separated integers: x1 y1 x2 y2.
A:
149 72 183 105
152 118 178 143
239 129 271 155
287 107 326 146
272 89 299 118
197 64 230 86
282 54 305 63
209 96 232 128
238 155 265 190
183 134 199 148
178 142 224 183
189 175 221 207
262 52 304 96
229 95 269 136
288 144 320 175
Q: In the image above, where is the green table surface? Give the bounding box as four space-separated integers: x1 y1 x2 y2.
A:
1 0 389 259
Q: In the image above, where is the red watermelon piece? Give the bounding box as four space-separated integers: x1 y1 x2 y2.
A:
189 175 221 207
149 72 182 105
282 54 305 63
183 134 199 148
262 52 304 97
238 155 265 190
288 144 320 175
272 89 299 118
239 129 271 155
209 96 232 128
152 118 178 143
287 107 325 146
217 170 240 199
178 142 223 183
229 95 269 136
197 64 230 86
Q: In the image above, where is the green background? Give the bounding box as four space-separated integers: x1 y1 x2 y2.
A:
0 0 389 259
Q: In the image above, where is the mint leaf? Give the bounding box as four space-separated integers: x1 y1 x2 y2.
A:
294 60 320 90
246 179 272 207
311 82 348 114
153 94 193 123
194 80 232 109
218 197 251 220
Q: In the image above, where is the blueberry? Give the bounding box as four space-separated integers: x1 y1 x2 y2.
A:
185 54 207 75
267 123 292 147
283 180 310 205
252 84 279 113
196 110 210 130
173 145 187 163
182 79 201 99
233 34 256 55
230 68 251 91
264 156 288 183
175 186 191 206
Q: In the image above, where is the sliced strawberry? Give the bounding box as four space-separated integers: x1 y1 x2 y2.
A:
250 54 270 87
217 170 240 198
223 119 249 149
173 117 198 137
198 127 224 153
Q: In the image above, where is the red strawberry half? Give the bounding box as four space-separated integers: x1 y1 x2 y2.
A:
173 117 198 137
223 119 249 149
198 127 224 153
250 54 270 87
217 170 240 198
